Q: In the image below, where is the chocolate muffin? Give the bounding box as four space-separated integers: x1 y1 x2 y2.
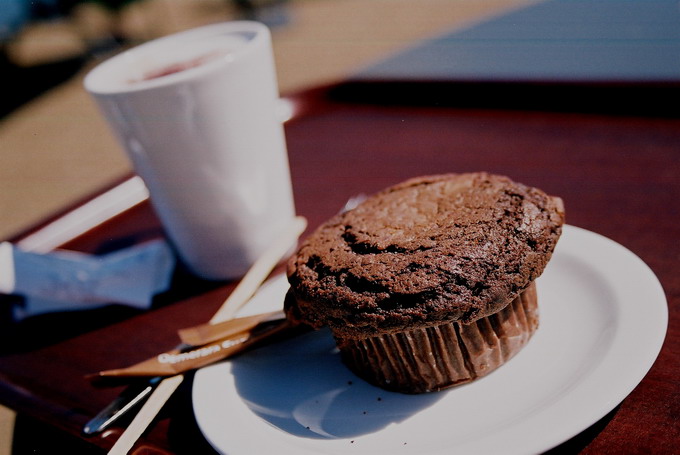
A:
286 173 564 393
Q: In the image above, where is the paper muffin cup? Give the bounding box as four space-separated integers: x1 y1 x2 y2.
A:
334 282 539 394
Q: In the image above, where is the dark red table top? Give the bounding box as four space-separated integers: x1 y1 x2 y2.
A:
1 81 678 454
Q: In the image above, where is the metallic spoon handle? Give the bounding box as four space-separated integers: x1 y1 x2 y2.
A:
83 216 308 436
83 376 161 435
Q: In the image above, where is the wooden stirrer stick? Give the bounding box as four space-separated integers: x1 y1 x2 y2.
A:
107 216 306 455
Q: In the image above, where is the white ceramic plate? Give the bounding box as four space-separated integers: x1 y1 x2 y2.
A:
192 225 667 454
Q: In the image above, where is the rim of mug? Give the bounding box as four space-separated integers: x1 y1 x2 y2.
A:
84 20 269 95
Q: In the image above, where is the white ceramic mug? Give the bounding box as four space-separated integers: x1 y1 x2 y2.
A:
85 21 296 280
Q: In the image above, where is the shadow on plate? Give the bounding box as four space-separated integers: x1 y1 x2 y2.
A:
231 329 444 439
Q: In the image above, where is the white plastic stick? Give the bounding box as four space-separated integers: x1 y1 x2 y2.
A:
106 216 306 454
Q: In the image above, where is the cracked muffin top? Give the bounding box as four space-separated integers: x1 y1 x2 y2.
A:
285 173 565 339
